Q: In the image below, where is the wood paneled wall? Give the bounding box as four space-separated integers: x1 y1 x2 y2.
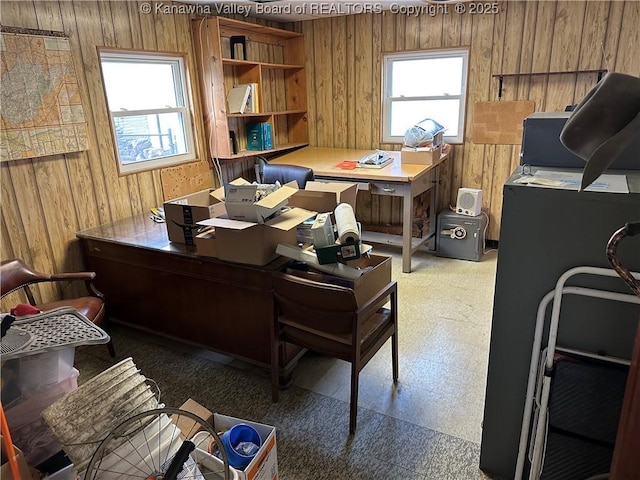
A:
297 0 640 239
0 0 209 307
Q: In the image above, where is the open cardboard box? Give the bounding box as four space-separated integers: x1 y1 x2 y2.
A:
1 435 34 480
213 413 277 480
286 253 392 306
400 144 442 165
211 178 299 223
288 181 358 214
198 207 314 266
164 189 226 245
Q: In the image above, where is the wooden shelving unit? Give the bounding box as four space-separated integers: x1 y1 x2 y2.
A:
191 17 308 159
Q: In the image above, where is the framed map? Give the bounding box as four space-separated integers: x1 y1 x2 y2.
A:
0 30 89 161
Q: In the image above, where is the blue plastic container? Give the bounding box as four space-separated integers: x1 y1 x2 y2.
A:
220 423 262 468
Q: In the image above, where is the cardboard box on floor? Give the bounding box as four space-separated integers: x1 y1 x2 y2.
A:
1 435 35 480
172 398 214 439
169 399 277 480
211 178 299 223
400 144 442 165
288 181 358 214
213 413 278 480
164 189 226 245
198 208 314 266
286 254 392 306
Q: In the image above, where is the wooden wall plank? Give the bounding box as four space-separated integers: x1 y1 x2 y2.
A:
313 18 334 147
300 21 317 147
549 1 586 72
353 14 373 150
332 16 348 148
615 1 640 75
578 1 610 71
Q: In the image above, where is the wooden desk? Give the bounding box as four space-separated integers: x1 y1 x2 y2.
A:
76 214 304 382
271 147 447 273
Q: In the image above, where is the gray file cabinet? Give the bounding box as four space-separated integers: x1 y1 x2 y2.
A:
479 167 640 479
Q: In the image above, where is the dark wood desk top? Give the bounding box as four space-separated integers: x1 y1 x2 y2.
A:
76 213 289 271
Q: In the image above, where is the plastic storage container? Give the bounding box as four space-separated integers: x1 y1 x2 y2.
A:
5 368 79 467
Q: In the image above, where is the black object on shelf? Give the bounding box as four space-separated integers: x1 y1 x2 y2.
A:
229 130 238 154
230 35 246 60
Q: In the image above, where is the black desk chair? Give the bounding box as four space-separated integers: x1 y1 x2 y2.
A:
257 158 314 188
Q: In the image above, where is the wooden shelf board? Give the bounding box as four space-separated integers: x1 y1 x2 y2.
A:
217 17 302 40
219 143 308 160
227 110 306 118
222 58 304 70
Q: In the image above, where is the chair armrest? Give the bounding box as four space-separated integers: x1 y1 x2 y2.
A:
49 272 96 282
49 272 104 300
357 281 397 319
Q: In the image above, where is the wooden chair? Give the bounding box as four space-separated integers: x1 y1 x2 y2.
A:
0 258 115 357
271 272 398 433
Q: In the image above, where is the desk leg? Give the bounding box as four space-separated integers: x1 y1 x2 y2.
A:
402 190 413 273
429 164 440 250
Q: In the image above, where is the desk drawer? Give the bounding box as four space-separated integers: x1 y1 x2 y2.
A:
369 181 409 197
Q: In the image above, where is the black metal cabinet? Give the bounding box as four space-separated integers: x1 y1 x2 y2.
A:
479 167 640 479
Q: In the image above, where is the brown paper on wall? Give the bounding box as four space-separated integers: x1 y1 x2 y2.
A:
472 101 535 145
160 161 214 200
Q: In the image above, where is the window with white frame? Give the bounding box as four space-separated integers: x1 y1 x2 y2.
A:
382 48 469 144
99 50 196 174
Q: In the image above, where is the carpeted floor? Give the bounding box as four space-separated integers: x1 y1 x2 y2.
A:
75 246 497 479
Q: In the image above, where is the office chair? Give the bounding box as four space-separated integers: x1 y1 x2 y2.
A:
0 258 115 357
271 272 398 433
257 158 314 188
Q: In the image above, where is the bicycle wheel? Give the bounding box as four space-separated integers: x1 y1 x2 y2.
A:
83 407 231 480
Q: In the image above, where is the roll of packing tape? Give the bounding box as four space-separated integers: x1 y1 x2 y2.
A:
335 203 360 244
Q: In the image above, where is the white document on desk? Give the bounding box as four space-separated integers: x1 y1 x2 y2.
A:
514 171 629 194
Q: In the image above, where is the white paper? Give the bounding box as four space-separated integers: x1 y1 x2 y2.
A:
334 203 360 243
513 171 629 194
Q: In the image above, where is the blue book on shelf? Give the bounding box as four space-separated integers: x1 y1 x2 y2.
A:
246 122 273 151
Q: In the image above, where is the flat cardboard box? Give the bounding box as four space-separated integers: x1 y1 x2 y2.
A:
171 398 214 439
400 145 442 165
195 227 218 259
286 254 392 306
212 178 299 223
199 207 313 266
288 181 358 213
164 189 226 245
1 435 34 480
213 413 277 480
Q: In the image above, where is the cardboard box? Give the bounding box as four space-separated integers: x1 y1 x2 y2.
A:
199 208 313 266
171 398 214 439
400 144 442 165
194 227 218 259
164 189 226 245
213 413 277 480
288 181 358 214
286 254 392 306
1 435 34 480
212 178 299 223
